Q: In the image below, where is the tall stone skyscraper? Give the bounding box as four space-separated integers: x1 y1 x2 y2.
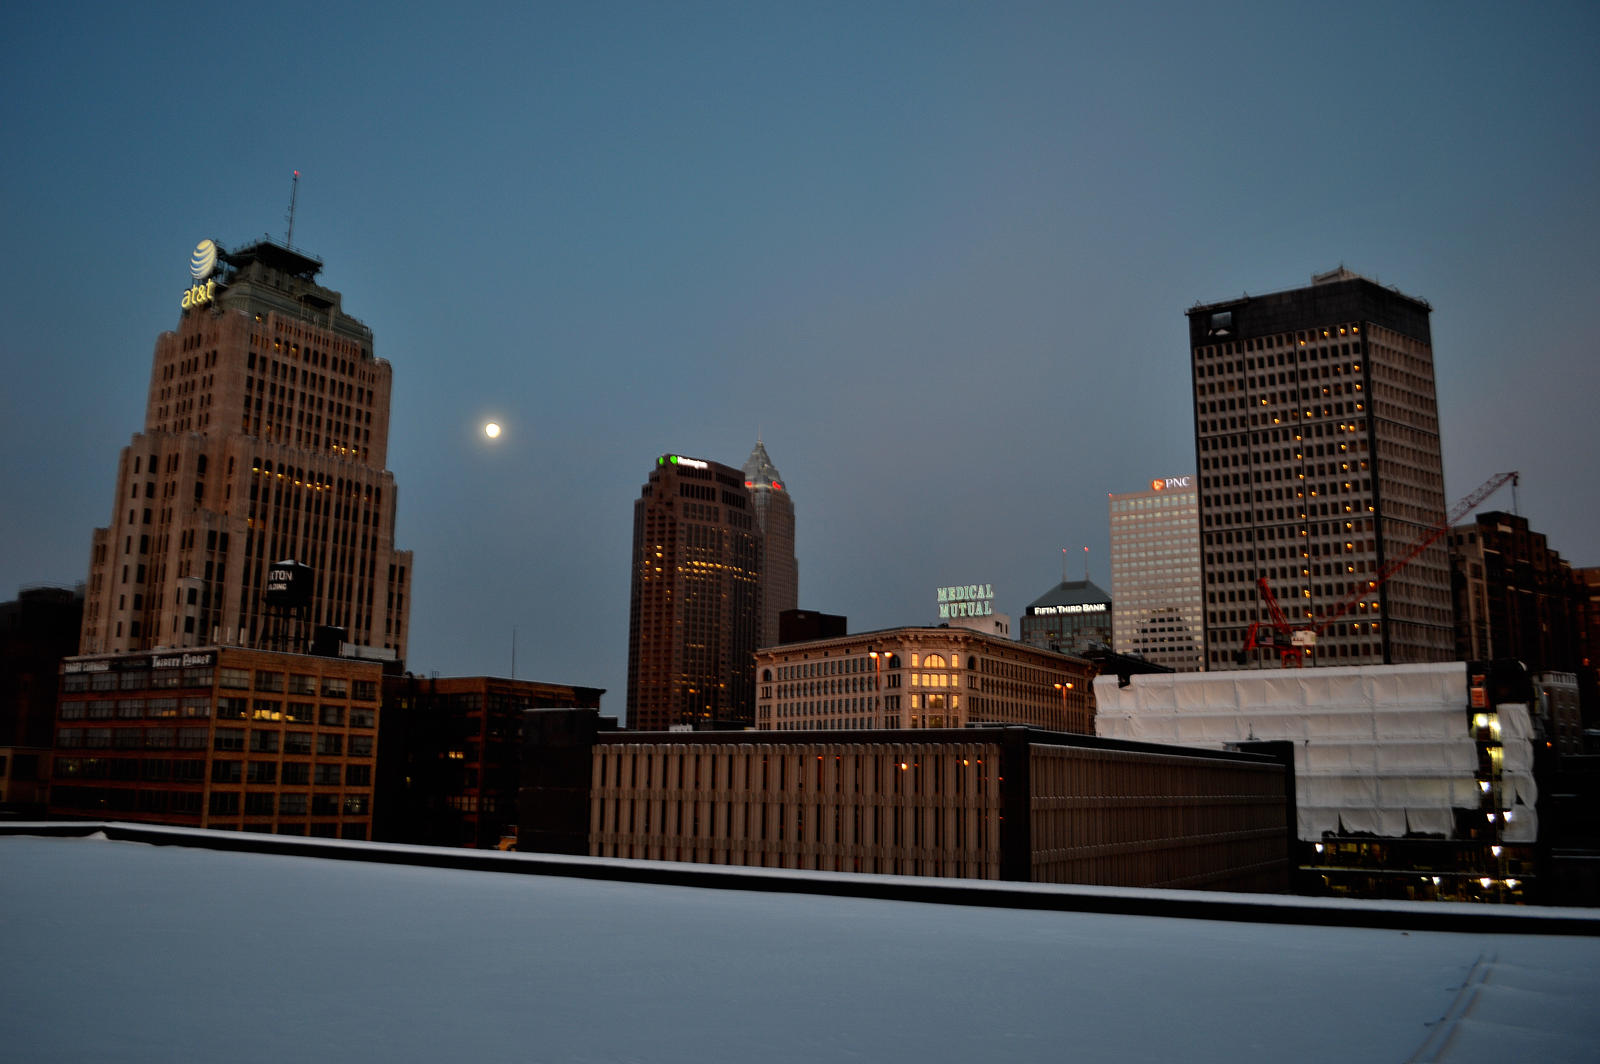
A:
1187 268 1452 670
79 238 411 659
742 438 796 648
627 454 761 730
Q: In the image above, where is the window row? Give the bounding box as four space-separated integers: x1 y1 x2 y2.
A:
56 728 373 757
217 668 377 701
214 698 374 727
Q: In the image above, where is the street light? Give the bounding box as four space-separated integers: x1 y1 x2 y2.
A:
1053 681 1075 729
869 651 884 729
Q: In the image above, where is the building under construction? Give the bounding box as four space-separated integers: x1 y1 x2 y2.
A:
1096 660 1540 901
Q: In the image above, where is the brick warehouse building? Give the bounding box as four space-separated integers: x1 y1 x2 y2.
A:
51 646 381 838
520 717 1292 890
375 674 605 849
0 586 84 813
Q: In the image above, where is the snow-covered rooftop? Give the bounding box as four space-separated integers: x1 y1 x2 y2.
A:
3 829 1598 1062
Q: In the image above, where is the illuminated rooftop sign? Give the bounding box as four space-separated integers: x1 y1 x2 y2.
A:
659 455 709 470
937 583 994 619
181 238 220 309
64 651 216 673
1030 603 1107 616
181 280 217 309
190 239 218 280
1150 476 1193 491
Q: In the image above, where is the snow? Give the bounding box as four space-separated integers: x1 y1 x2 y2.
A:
3 833 1598 1063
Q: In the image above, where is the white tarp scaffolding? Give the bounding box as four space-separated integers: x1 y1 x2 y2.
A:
1093 662 1537 844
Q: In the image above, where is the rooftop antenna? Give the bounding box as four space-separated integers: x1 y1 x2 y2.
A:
285 170 300 247
1083 545 1090 582
1061 548 1068 584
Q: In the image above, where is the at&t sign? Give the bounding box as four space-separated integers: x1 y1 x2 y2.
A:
181 238 220 309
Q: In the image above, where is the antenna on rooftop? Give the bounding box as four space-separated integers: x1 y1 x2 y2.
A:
285 170 301 247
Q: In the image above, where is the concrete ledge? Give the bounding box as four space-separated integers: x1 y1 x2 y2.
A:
5 820 1597 936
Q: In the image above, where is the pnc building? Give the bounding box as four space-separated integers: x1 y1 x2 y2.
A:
79 239 411 660
1187 268 1452 670
1109 476 1204 671
627 453 763 730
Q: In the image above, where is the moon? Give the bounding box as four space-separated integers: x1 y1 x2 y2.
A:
483 422 502 440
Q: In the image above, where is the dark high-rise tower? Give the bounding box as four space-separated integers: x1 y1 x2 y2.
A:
1187 268 1452 670
1449 511 1584 673
79 238 411 659
627 454 761 730
742 439 796 649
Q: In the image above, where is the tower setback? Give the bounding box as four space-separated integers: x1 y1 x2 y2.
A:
79 239 411 660
742 439 796 649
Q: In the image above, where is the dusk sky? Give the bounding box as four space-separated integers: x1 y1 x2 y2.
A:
4 3 1597 710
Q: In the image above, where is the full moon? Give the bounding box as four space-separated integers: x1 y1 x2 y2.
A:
483 422 501 439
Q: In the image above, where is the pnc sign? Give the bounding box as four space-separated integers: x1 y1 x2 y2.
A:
181 239 220 309
1150 475 1193 491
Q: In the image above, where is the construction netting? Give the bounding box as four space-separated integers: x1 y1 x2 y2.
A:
1093 662 1536 844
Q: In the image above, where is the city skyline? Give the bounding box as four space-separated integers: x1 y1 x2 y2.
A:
3 5 1598 709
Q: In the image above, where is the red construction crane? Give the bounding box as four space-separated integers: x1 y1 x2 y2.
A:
1238 471 1519 667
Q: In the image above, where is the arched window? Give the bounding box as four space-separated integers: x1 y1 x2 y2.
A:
762 668 772 682
924 654 947 669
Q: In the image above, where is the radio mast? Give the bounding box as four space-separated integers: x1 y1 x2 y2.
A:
285 169 300 247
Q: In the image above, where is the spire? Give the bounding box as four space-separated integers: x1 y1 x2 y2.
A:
743 438 784 490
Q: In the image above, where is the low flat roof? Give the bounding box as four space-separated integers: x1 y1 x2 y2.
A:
3 826 1597 1062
